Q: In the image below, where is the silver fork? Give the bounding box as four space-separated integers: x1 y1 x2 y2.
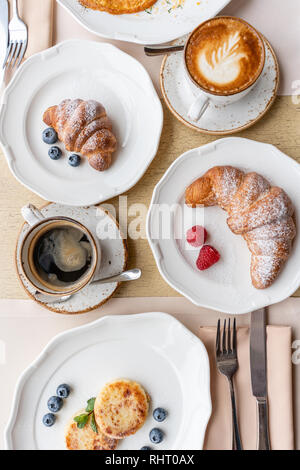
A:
216 319 243 450
3 0 27 71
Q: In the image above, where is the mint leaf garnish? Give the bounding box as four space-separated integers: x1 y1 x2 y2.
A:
86 397 96 413
74 413 89 429
90 413 98 434
74 397 98 432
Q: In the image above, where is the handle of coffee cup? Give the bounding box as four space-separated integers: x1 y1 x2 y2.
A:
188 93 210 122
21 204 45 227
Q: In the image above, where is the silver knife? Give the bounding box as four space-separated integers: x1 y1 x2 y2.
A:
0 0 8 74
250 307 271 450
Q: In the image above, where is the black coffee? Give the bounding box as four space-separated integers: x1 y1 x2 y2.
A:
33 226 92 286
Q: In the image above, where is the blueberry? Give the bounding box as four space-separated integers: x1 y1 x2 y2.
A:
68 154 81 167
140 446 152 450
47 396 63 413
150 428 164 444
43 413 56 427
48 146 62 160
56 384 71 399
153 408 167 422
43 127 58 145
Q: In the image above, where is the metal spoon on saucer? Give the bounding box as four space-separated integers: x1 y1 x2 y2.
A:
144 45 184 56
35 268 142 304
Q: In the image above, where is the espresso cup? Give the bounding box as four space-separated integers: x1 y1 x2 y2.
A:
20 204 101 297
184 16 266 121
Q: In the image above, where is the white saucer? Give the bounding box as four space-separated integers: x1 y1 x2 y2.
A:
0 40 163 206
147 137 300 314
16 203 127 314
161 37 279 135
5 313 211 450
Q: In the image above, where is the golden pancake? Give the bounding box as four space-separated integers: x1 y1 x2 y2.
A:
79 0 158 15
94 379 150 439
65 410 118 450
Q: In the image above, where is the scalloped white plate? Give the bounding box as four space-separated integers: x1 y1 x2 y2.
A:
58 0 232 45
5 313 211 450
147 138 300 314
0 40 163 206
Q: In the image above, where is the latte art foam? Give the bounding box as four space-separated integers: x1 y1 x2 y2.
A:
186 17 265 95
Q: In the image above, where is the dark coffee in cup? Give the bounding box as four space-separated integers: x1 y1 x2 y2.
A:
28 221 94 292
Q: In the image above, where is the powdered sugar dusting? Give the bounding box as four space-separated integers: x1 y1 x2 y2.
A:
47 99 117 170
83 100 101 123
229 188 293 234
229 172 270 214
248 238 291 257
252 255 282 287
190 166 296 289
56 99 82 138
245 217 296 241
213 166 242 209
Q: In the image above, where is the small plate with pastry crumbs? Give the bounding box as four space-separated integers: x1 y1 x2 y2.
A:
58 0 232 45
0 40 163 206
5 313 211 450
147 137 300 314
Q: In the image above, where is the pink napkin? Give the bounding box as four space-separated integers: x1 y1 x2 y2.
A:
199 326 294 450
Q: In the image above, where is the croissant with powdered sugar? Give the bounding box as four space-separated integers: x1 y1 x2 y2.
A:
43 99 117 172
185 166 296 289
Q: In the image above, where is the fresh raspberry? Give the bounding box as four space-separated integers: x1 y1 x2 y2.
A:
186 225 208 247
196 245 221 271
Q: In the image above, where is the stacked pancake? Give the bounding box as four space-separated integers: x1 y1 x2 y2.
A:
65 379 150 450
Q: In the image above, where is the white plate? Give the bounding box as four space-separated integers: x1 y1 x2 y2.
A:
5 313 211 450
16 203 127 314
161 37 279 135
147 138 300 314
0 40 163 206
58 0 232 45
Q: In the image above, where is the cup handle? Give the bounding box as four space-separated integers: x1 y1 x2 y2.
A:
21 204 45 227
188 94 210 122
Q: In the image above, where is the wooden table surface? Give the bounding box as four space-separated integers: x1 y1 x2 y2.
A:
1 97 300 299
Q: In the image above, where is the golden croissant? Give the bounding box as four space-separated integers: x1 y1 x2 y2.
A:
185 166 296 289
43 99 117 172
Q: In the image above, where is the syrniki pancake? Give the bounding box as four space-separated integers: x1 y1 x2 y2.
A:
79 0 157 15
65 410 118 450
94 379 150 439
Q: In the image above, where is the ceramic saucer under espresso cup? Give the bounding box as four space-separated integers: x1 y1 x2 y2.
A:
160 34 279 135
20 204 101 298
16 203 127 314
184 16 266 122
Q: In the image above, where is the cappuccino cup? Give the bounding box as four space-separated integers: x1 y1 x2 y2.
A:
20 204 101 297
184 16 266 121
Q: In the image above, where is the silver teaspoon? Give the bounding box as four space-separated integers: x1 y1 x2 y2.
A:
144 45 184 56
35 269 142 304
